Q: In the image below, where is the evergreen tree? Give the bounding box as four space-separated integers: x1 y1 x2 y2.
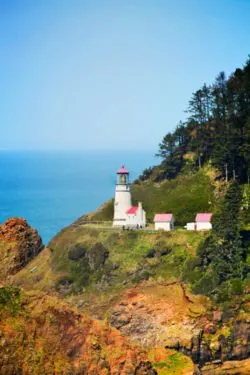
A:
198 182 244 283
156 57 250 183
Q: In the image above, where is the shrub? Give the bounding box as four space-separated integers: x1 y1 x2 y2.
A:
230 278 244 295
68 244 86 260
192 270 219 295
0 287 21 315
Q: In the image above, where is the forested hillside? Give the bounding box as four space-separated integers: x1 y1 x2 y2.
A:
141 57 250 184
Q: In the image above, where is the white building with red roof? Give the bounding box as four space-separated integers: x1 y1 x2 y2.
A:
113 166 146 228
195 213 212 230
153 213 174 231
185 213 212 231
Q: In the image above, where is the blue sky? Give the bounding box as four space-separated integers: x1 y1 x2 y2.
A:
1 0 250 150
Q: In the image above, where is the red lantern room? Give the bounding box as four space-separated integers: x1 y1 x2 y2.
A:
116 165 129 185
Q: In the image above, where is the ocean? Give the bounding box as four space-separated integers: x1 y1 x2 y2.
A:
0 150 156 244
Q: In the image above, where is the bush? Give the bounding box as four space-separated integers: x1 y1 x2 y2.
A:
230 278 244 295
192 270 219 295
182 256 202 284
68 244 86 260
86 243 109 271
0 287 21 315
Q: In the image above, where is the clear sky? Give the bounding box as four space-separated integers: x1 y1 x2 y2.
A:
1 0 250 151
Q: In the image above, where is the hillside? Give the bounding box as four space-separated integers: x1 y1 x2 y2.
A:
0 163 249 374
2 158 247 374
87 166 221 224
11 215 250 374
0 218 198 374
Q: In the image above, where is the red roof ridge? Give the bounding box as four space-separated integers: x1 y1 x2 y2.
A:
195 213 212 222
126 206 138 214
154 213 173 222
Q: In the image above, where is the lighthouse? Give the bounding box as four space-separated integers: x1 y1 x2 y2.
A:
113 165 132 226
113 165 146 228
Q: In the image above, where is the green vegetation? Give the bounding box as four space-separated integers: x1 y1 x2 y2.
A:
132 169 214 224
149 350 193 375
14 226 206 312
183 182 250 302
89 199 114 221
142 57 250 184
0 287 21 315
89 168 215 225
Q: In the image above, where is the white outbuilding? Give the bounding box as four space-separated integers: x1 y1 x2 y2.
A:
195 213 212 230
153 213 174 231
185 213 212 231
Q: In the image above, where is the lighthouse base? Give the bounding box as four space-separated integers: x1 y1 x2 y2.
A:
112 218 127 227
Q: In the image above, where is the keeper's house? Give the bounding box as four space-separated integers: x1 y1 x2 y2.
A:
153 213 174 231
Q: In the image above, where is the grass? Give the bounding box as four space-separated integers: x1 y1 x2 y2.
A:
148 348 194 374
14 226 207 315
88 168 215 226
132 169 215 225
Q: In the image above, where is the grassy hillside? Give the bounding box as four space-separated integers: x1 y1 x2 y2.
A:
14 225 206 313
132 169 215 224
11 224 250 374
87 167 219 225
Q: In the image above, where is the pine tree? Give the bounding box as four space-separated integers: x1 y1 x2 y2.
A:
156 56 250 183
198 182 244 283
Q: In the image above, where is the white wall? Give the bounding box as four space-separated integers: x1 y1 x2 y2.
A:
185 222 212 230
113 183 132 226
155 222 171 231
155 218 174 231
186 222 195 230
196 222 212 230
125 209 146 228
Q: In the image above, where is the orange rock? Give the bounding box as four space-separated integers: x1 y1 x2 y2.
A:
0 217 44 280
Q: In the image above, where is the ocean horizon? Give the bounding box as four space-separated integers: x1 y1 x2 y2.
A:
0 150 156 244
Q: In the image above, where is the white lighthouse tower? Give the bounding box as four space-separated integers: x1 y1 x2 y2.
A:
113 165 146 228
113 165 132 227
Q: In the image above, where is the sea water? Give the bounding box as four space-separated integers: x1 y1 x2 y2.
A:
0 150 156 244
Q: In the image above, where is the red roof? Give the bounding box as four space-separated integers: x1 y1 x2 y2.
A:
126 206 138 214
117 165 129 174
154 213 173 222
195 213 212 222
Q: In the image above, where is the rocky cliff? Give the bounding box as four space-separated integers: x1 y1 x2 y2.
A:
2 286 191 375
0 218 43 280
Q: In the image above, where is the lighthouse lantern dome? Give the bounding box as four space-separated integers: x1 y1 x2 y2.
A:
116 165 129 174
116 165 129 184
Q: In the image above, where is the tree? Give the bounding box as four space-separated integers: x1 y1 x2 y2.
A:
198 182 244 283
156 132 176 159
156 56 250 183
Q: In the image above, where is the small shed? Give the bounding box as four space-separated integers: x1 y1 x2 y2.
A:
185 222 195 231
195 213 212 230
154 213 174 231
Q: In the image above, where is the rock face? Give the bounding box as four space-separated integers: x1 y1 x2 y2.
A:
134 361 158 375
109 284 250 374
0 218 44 279
201 358 250 374
0 288 193 375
